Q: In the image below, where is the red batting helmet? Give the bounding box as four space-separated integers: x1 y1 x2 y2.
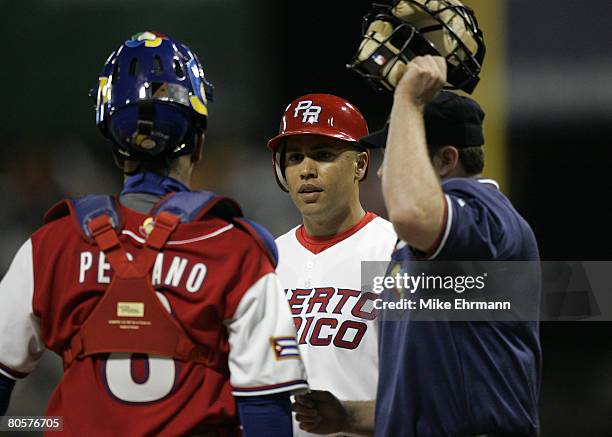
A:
267 93 369 191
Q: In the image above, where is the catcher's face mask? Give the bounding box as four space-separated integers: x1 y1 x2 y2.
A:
348 0 486 94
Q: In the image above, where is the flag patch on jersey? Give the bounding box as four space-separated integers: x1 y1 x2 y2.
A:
270 337 299 360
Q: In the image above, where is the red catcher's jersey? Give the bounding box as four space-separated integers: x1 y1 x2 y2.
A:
0 202 307 436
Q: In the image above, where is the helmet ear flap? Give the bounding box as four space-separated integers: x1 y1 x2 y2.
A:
273 144 289 192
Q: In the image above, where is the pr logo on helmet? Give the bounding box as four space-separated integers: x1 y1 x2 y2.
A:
293 100 322 124
126 31 165 48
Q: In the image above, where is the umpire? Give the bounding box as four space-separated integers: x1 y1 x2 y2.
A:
361 56 541 436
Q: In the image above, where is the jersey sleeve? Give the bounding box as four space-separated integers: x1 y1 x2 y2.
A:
427 182 524 260
225 270 308 396
0 239 45 379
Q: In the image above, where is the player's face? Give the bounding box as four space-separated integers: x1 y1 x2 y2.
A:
283 135 362 217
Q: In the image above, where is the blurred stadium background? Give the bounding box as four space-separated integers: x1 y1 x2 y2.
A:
0 0 610 435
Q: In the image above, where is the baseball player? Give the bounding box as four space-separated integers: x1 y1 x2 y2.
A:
266 94 397 436
0 32 307 436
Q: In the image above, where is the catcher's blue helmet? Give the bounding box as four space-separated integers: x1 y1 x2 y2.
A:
93 31 214 161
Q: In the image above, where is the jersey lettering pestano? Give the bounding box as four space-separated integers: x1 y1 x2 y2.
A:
276 212 396 437
0 201 307 436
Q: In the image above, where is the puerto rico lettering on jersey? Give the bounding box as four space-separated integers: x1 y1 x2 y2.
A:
286 287 378 349
275 213 397 415
78 250 207 293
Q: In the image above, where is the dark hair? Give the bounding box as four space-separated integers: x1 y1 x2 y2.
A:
458 146 485 175
122 156 177 176
120 137 197 176
429 145 485 176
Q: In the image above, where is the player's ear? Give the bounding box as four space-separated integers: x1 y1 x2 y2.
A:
431 145 459 178
355 150 369 181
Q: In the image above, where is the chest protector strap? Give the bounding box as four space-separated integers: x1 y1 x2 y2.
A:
62 195 230 371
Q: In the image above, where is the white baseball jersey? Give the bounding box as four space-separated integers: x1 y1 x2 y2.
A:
275 212 397 436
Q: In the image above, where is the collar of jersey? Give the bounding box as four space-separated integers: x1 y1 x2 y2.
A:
121 171 191 197
442 177 500 191
296 212 377 255
476 178 500 190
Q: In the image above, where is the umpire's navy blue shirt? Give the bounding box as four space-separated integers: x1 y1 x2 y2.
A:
375 178 541 437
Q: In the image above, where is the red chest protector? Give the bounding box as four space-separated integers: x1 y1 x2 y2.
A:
44 191 278 370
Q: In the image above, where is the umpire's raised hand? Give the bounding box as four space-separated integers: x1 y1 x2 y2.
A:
395 55 448 108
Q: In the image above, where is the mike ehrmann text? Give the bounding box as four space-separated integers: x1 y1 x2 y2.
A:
373 298 511 311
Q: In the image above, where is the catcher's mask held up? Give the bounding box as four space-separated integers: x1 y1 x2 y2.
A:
347 0 486 94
